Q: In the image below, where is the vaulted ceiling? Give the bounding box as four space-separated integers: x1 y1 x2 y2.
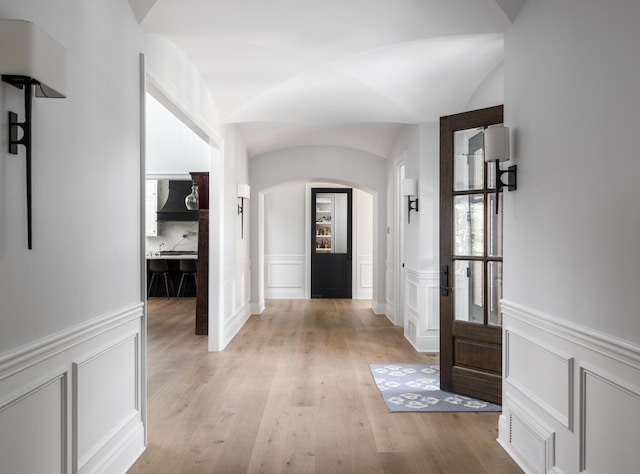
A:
130 0 522 157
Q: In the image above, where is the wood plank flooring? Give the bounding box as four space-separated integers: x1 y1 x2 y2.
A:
128 298 522 474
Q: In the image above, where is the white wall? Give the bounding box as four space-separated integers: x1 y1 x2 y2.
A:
387 124 441 351
208 124 251 351
499 1 640 472
0 1 146 472
263 182 373 300
0 1 227 472
145 92 210 177
250 146 387 314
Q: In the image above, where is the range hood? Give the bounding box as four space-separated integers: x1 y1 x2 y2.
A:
156 180 198 222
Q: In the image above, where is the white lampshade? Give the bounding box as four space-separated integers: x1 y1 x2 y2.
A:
237 183 251 199
0 20 67 98
402 178 417 197
484 125 510 162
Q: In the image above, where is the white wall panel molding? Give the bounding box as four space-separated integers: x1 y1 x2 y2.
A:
502 301 640 370
404 268 439 352
501 300 640 474
0 370 68 473
73 333 141 472
385 259 396 322
0 304 144 474
356 254 373 299
0 303 144 381
265 254 305 299
579 364 640 474
505 328 574 430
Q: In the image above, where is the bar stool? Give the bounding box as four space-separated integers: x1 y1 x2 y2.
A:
177 258 197 298
148 259 172 298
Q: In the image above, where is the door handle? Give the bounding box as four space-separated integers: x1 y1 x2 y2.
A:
440 265 452 296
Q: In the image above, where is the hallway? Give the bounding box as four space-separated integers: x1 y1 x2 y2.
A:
129 299 522 473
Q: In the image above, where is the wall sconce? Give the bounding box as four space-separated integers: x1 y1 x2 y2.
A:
237 183 250 239
484 125 517 213
184 181 199 210
0 20 67 249
402 178 419 224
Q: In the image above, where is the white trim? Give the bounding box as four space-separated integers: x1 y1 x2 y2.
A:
502 300 640 369
0 303 143 381
504 327 574 430
578 363 640 473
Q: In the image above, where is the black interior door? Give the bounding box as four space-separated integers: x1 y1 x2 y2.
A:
311 188 352 298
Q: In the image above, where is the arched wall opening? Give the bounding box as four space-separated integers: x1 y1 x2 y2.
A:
249 146 388 315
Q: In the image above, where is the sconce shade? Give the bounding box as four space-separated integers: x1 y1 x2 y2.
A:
484 125 510 162
237 183 251 199
0 20 67 97
402 178 417 197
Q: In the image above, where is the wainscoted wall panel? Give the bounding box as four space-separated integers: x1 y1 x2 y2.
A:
505 329 574 429
0 304 144 474
499 301 640 474
385 259 396 323
355 254 373 299
580 365 640 473
222 260 253 349
404 269 439 352
74 334 139 471
265 255 305 299
0 371 67 473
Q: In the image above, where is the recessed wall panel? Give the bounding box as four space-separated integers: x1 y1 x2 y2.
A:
74 335 138 469
505 329 573 428
581 367 640 473
0 373 66 474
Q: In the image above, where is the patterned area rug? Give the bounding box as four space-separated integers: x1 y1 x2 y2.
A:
369 364 501 412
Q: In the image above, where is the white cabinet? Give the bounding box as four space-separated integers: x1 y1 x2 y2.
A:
145 179 158 236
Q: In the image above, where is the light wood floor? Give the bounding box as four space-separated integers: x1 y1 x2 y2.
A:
128 298 522 474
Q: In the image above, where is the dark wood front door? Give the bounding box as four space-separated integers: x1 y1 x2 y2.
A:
311 188 352 298
439 105 504 404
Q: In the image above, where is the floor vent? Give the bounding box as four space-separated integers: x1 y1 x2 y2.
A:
509 410 551 474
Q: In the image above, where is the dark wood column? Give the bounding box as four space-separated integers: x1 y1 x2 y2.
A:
190 172 209 335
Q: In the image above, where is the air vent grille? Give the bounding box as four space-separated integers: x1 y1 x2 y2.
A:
509 411 546 474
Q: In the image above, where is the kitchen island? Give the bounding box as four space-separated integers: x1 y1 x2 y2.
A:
147 252 197 297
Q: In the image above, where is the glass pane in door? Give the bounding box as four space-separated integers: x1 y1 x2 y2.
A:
488 261 503 325
487 191 503 257
454 260 484 323
454 194 484 257
454 128 484 191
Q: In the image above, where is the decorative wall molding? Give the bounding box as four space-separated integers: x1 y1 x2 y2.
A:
502 301 640 370
404 268 439 352
355 254 373 299
500 300 640 474
0 303 143 381
505 328 574 430
0 370 68 473
265 254 305 299
579 364 640 473
0 303 144 474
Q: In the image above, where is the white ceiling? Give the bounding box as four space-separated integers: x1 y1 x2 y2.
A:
131 0 518 157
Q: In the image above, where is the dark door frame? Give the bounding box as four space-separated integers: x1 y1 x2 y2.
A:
439 105 504 404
